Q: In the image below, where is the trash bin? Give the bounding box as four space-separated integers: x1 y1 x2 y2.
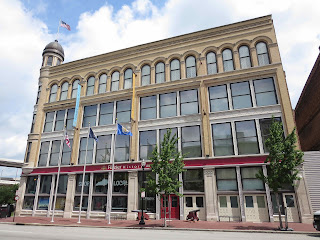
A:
0 205 9 218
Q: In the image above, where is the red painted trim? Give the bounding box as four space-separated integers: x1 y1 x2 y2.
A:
29 156 267 175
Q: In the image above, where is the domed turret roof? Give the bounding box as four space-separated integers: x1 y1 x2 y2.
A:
42 40 64 60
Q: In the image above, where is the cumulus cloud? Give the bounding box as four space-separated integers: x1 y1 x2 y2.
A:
1 0 319 177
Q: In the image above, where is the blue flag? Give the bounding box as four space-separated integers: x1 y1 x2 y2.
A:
117 123 133 136
89 128 98 142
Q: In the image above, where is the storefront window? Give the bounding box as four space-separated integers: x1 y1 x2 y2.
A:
26 176 38 194
113 172 128 194
23 196 34 210
93 173 108 194
183 169 204 192
112 196 127 212
138 171 156 213
216 168 237 191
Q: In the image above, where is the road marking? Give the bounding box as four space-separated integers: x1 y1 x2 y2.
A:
0 230 32 234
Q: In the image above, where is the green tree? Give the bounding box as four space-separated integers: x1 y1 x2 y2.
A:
0 184 19 205
256 118 303 229
146 129 185 227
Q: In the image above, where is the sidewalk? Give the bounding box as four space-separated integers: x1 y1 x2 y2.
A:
0 216 318 234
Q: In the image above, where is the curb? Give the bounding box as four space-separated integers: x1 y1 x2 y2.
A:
0 221 319 235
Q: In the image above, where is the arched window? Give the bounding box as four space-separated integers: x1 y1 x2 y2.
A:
111 71 120 91
155 62 165 83
72 80 80 98
47 56 53 66
239 45 251 69
141 65 151 86
60 82 69 101
170 59 180 81
186 56 197 78
256 42 270 66
222 49 234 72
49 84 57 102
124 68 133 89
86 76 95 96
206 52 217 74
56 59 61 66
98 74 107 93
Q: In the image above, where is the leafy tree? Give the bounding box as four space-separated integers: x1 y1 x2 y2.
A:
146 129 185 227
256 118 303 229
0 184 19 205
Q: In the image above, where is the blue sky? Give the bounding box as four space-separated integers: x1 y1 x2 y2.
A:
0 0 319 178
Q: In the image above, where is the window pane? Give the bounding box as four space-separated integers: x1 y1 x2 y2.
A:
79 138 94 164
38 142 50 166
156 62 165 83
141 65 150 86
111 71 120 91
183 169 204 192
60 82 68 100
66 108 75 130
83 105 97 127
217 180 238 191
257 196 266 208
99 102 114 125
49 140 61 166
26 176 38 194
86 77 95 96
231 82 252 109
92 196 107 211
212 123 234 156
57 175 68 194
170 59 180 81
117 100 131 123
44 112 54 132
219 196 227 208
181 126 201 158
76 174 90 194
72 80 80 98
140 95 156 120
99 74 107 93
259 118 281 152
38 197 49 210
216 168 236 179
40 175 52 194
245 196 254 208
230 196 238 208
61 139 72 165
96 135 112 163
54 110 65 131
209 85 229 112
242 179 264 190
181 102 198 115
115 135 130 162
113 172 128 194
140 130 156 160
112 196 127 212
186 197 192 207
93 173 109 194
285 195 295 207
124 69 132 89
207 52 217 74
23 196 34 210
196 197 204 207
73 196 88 211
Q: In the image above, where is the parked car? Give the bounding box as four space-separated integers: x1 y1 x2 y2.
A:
314 211 320 231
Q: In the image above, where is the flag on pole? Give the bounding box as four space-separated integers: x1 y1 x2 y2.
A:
89 128 98 142
117 123 133 136
60 20 71 31
64 129 71 148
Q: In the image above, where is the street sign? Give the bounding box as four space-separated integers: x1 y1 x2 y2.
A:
14 195 19 201
141 191 145 198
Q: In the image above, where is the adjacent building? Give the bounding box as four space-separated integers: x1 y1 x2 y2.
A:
16 15 312 223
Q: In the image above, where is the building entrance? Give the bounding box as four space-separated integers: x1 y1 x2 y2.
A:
244 194 269 222
218 195 241 222
161 194 179 219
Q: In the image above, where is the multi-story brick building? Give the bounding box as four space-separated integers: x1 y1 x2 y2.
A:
17 15 312 223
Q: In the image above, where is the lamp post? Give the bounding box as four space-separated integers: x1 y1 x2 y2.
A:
139 159 146 225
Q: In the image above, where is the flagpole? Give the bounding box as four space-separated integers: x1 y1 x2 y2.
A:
51 126 64 222
106 121 117 224
78 122 90 224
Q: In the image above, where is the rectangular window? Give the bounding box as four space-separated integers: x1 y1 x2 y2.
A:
212 123 234 156
257 196 266 208
209 85 229 112
231 82 252 109
44 112 55 132
235 120 259 155
160 92 176 118
75 174 90 194
139 130 156 160
54 110 65 131
219 196 227 208
112 196 127 212
78 137 94 164
196 197 204 208
39 175 52 194
66 108 75 130
116 100 131 123
25 142 32 163
30 113 36 133
49 140 61 166
38 141 50 166
180 89 198 115
99 102 114 125
230 196 238 208
259 117 282 152
138 171 156 213
140 95 156 120
61 139 72 165
113 172 128 194
186 197 192 207
216 168 237 191
57 175 68 194
245 196 254 208
36 85 42 104
285 195 295 207
241 167 264 190
26 176 38 194
96 135 112 163
181 126 201 158
183 169 204 192
114 135 130 162
93 173 109 194
82 105 97 127
160 128 178 153
254 78 277 106
74 196 89 211
23 196 35 210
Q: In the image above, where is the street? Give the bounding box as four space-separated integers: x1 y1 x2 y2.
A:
0 224 318 240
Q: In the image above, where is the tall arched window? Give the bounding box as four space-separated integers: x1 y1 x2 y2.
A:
111 71 120 91
98 74 107 93
72 80 80 98
186 56 197 78
239 45 251 69
86 76 95 96
60 82 69 101
155 62 165 83
141 65 151 86
124 68 133 89
49 84 57 102
170 59 180 81
47 56 53 66
256 42 270 66
206 52 217 74
222 49 234 72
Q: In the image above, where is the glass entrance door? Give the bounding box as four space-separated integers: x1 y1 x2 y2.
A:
161 194 180 219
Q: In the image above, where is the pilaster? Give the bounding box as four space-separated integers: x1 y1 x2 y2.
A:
127 171 139 220
203 168 218 221
63 173 76 218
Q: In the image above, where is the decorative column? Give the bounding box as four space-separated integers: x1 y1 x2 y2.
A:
262 165 274 222
204 168 218 221
86 172 94 219
179 173 184 220
236 166 246 222
127 171 139 220
16 176 27 216
63 173 76 218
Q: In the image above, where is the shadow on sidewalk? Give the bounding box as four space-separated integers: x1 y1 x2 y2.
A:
234 225 277 231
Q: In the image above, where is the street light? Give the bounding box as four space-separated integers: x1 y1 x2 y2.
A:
139 159 146 225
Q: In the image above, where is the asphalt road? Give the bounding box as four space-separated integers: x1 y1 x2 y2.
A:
0 224 318 240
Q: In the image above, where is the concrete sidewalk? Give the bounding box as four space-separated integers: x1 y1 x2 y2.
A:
0 216 318 234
